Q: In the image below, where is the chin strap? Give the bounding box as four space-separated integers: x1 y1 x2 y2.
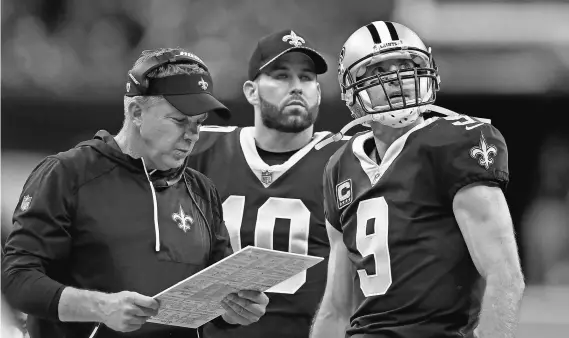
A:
315 114 374 150
425 104 460 118
315 104 460 150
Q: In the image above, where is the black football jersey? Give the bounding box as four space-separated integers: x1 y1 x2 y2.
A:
189 126 347 338
324 115 509 338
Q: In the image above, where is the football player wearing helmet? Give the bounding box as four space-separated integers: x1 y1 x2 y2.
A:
189 30 348 338
310 21 525 338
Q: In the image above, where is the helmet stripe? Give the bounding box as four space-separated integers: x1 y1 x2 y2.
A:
366 23 382 44
384 21 399 41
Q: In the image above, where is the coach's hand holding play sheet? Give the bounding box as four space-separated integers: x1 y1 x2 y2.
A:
148 246 323 328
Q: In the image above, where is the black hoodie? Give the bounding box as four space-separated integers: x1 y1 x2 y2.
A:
2 130 233 338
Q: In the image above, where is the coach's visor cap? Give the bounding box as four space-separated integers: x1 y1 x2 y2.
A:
126 73 230 119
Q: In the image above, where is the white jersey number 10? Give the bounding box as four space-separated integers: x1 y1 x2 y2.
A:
222 196 310 294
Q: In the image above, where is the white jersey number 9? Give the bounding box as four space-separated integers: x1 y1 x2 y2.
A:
355 196 392 297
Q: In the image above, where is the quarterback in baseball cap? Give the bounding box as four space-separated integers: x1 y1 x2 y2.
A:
200 29 336 338
243 29 328 135
248 29 328 81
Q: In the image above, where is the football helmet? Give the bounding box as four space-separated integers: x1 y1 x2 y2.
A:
339 21 440 129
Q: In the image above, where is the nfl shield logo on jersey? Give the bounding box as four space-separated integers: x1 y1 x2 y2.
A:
336 179 352 209
20 195 32 212
261 170 273 185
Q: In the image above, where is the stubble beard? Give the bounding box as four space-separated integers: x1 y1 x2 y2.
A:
259 95 319 133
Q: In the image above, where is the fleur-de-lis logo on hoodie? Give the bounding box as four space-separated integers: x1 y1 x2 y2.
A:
172 205 193 233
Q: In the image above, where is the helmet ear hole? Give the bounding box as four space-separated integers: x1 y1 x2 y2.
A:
346 96 364 119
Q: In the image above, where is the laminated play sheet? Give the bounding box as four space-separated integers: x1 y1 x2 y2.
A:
147 246 324 328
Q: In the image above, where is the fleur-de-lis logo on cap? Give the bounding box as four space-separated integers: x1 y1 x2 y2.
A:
282 31 305 47
470 132 498 170
198 77 208 90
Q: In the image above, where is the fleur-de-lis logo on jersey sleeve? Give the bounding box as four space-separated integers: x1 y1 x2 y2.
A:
470 132 498 170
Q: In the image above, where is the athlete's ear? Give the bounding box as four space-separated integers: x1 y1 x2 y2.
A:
243 79 260 106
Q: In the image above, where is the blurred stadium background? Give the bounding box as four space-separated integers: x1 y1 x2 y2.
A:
1 0 568 337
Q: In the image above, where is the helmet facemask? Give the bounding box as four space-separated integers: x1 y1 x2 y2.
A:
341 46 440 128
314 21 447 151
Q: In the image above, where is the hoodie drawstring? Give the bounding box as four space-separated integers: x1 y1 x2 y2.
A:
141 158 161 252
